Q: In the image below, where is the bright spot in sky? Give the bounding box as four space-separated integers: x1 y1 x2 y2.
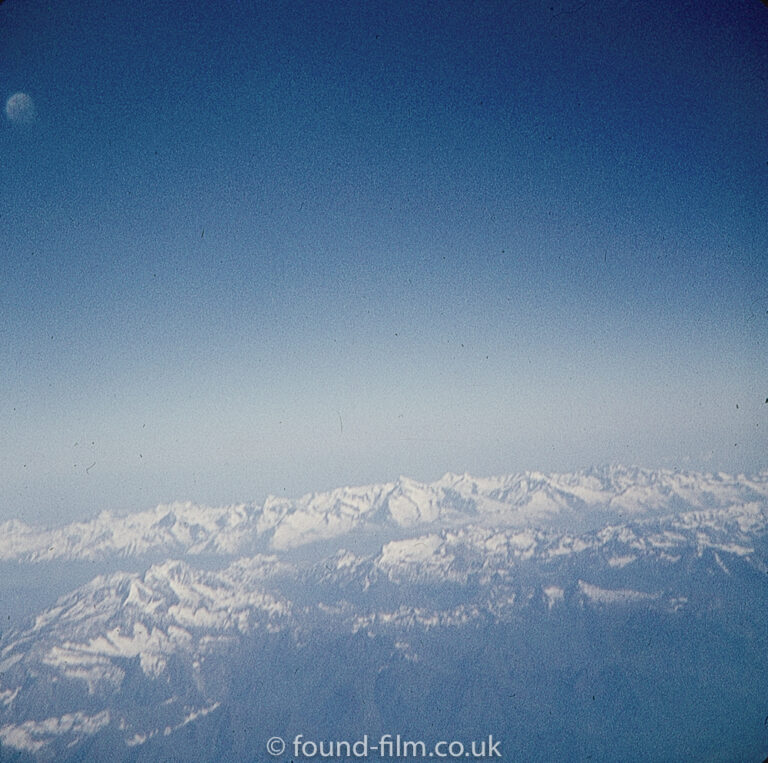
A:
5 92 35 124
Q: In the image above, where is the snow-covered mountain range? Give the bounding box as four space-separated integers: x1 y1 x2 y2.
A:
1 466 767 761
2 465 766 562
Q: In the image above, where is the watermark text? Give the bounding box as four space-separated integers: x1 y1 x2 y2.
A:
266 733 501 759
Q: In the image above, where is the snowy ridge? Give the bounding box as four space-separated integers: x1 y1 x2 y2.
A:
0 467 767 757
2 497 766 690
0 710 111 755
0 557 293 756
0 501 258 562
8 554 292 683
1 466 766 562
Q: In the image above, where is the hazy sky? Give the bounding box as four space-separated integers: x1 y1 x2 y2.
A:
2 0 766 523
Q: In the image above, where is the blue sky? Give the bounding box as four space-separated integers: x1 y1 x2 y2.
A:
2 0 767 523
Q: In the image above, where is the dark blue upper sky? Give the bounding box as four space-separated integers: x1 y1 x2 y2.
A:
2 0 767 522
